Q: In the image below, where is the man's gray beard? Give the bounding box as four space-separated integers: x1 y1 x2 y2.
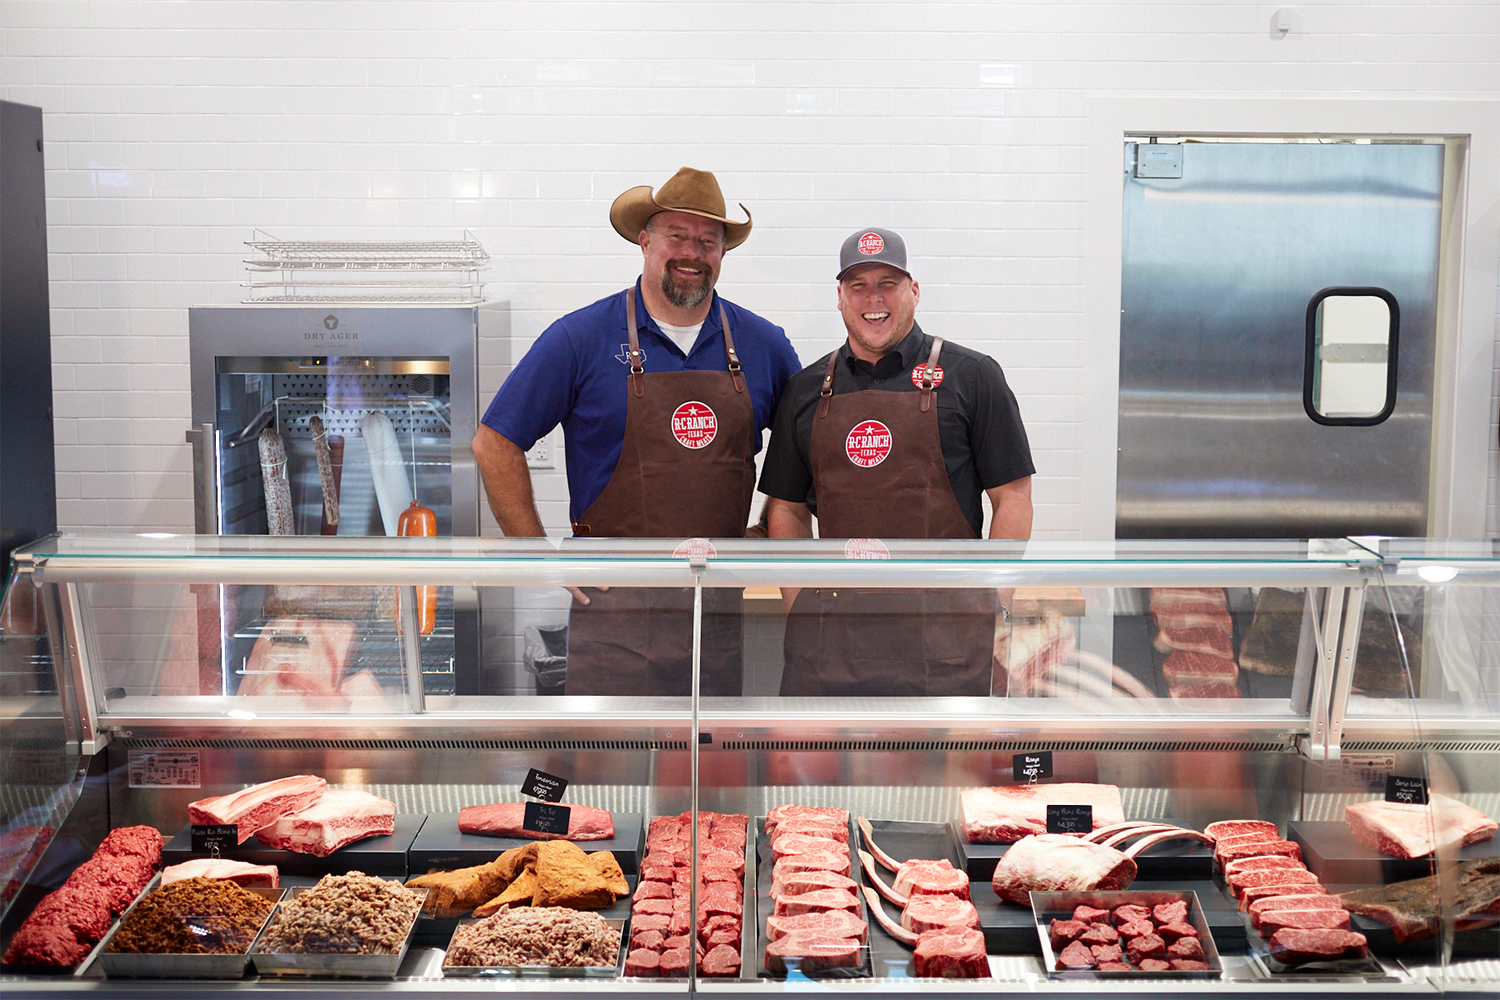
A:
661 270 711 309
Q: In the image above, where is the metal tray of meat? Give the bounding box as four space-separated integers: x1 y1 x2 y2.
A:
856 817 983 976
1032 890 1223 979
99 884 285 979
250 885 427 979
441 917 627 977
754 815 872 980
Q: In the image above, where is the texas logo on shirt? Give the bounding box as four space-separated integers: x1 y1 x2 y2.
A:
845 420 892 468
671 401 718 449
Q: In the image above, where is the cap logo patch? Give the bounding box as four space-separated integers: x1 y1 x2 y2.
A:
671 401 717 449
845 419 892 468
844 537 891 560
673 537 718 559
910 363 944 389
857 232 884 255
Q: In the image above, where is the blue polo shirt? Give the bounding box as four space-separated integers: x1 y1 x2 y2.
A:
481 279 800 525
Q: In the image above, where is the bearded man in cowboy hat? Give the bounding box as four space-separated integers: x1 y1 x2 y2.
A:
472 167 800 696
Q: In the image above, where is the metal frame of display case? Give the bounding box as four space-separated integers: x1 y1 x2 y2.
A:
3 534 1496 998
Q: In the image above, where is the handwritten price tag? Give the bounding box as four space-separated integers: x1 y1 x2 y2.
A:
1385 775 1428 805
190 825 238 854
522 802 572 836
1046 805 1093 835
1013 751 1053 782
522 767 568 803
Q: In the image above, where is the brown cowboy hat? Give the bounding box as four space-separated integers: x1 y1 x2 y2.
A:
609 167 753 251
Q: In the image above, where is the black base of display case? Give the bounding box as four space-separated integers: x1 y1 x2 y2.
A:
407 812 644 875
1288 820 1498 884
162 814 426 878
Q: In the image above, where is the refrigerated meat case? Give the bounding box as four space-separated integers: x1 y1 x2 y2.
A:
1 533 1496 997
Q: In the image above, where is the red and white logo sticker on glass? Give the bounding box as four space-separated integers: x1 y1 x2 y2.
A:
673 537 718 559
857 232 884 255
844 537 890 560
910 363 945 389
845 420 892 468
671 401 717 449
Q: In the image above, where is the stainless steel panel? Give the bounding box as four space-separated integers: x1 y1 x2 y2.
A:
1117 141 1443 538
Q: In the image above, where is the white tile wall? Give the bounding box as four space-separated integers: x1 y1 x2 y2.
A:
3 0 1498 537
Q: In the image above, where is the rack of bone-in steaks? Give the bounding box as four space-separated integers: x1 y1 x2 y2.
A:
1 540 1496 995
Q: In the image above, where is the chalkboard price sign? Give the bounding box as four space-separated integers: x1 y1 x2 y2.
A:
1013 751 1054 782
190 825 238 855
1385 775 1429 805
1047 804 1093 835
522 802 572 836
522 768 568 803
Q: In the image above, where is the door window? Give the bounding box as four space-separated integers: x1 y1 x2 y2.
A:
1304 287 1399 425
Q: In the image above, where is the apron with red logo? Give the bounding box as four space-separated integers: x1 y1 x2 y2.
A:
780 337 997 697
565 287 756 695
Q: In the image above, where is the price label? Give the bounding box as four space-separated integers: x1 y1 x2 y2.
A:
1385 775 1429 805
522 802 571 836
522 768 568 803
1013 751 1053 782
190 825 238 854
1047 805 1093 835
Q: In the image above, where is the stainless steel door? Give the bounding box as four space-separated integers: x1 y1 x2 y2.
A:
1116 141 1444 538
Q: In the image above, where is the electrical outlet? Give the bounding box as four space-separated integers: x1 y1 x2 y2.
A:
526 432 555 470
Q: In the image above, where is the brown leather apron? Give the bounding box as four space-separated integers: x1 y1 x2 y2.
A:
780 336 996 697
565 288 756 696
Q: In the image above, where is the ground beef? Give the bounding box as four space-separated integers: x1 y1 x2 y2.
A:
445 906 620 968
258 872 420 954
108 877 273 954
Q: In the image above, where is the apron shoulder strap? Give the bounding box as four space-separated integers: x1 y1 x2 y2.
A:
625 287 645 397
719 303 745 393
817 349 839 418
920 336 944 412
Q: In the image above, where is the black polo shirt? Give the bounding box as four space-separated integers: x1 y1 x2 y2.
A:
758 323 1034 536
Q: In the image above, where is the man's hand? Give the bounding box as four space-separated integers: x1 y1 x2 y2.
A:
766 498 814 612
986 476 1033 618
472 425 597 604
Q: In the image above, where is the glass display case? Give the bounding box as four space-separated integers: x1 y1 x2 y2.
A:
1 533 1495 996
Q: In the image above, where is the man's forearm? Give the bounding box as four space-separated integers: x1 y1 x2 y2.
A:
987 477 1033 540
472 425 547 537
766 497 814 539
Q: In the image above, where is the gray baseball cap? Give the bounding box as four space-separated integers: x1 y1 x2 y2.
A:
836 228 911 281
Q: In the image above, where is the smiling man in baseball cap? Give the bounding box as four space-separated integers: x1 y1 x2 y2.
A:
758 227 1034 697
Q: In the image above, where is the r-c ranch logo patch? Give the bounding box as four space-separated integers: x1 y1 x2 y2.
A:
857 232 884 255
671 401 717 449
845 420 892 468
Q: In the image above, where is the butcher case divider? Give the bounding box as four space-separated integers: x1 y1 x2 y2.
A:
249 885 427 979
97 882 285 979
439 917 626 978
1031 890 1223 979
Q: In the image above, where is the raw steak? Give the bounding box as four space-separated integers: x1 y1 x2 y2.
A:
773 820 848 844
1267 928 1367 965
1204 819 1279 843
894 859 970 900
625 948 660 976
1229 867 1320 897
1223 855 1303 878
1241 881 1327 910
1055 939 1096 969
773 833 850 860
1149 588 1228 612
188 775 327 843
1049 918 1086 948
1248 894 1342 928
989 835 1137 905
699 943 740 977
913 927 988 978
1168 681 1243 699
254 788 394 856
766 909 869 944
771 869 858 899
1125 933 1166 963
901 894 979 934
1258 908 1351 937
1163 649 1236 681
765 807 847 837
1339 857 1500 943
458 802 614 841
1153 606 1233 632
1154 627 1233 658
1215 838 1302 867
961 784 1125 843
772 888 860 917
764 933 861 975
773 852 851 877
161 858 279 887
235 617 358 697
1345 796 1498 860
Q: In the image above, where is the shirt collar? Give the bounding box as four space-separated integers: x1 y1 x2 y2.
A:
838 321 927 376
631 277 721 347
